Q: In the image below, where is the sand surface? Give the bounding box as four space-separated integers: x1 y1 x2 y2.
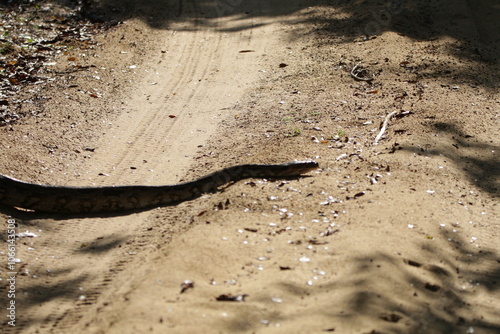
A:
0 0 498 333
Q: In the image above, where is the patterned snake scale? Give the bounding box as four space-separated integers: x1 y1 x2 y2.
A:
0 161 318 213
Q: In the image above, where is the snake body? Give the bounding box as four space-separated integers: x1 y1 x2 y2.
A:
0 161 318 213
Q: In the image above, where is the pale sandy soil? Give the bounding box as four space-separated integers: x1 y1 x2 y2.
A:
0 0 499 333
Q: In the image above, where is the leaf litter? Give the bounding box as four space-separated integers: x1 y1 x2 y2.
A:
0 0 118 126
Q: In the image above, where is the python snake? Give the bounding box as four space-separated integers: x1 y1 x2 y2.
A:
0 161 318 213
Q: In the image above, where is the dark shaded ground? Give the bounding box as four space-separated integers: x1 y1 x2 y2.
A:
85 0 499 64
1 0 498 127
0 0 117 125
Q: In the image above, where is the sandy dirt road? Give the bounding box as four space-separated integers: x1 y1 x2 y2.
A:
1 0 327 332
0 0 499 333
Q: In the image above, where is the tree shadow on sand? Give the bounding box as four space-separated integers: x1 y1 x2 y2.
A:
88 0 499 89
2 0 498 89
398 120 499 196
0 215 128 330
222 229 500 333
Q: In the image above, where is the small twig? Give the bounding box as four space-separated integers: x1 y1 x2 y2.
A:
374 111 398 145
350 62 374 82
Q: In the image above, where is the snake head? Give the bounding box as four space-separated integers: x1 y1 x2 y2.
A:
283 160 319 175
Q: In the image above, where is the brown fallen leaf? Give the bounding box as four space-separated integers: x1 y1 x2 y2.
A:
216 294 248 302
346 191 365 200
279 266 292 271
180 280 194 293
